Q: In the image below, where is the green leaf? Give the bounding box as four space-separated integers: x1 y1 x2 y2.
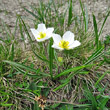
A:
32 50 49 63
59 104 73 110
14 66 50 77
13 16 19 36
1 20 11 42
19 16 33 43
49 38 54 79
3 60 39 73
53 80 69 91
79 0 87 32
84 86 97 110
85 4 88 31
99 11 110 37
23 7 40 19
85 46 104 65
99 98 109 110
68 0 73 26
29 82 37 91
10 43 14 61
19 18 25 41
50 103 60 109
54 64 94 91
33 101 40 110
93 14 99 50
104 35 110 45
0 103 13 107
78 71 89 74
95 71 110 87
54 65 92 79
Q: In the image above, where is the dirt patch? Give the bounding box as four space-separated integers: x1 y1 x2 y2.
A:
74 0 110 39
0 0 110 40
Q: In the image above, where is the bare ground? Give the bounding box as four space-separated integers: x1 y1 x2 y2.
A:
0 0 110 39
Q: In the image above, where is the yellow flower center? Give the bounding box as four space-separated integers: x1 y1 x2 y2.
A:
38 32 46 39
59 40 69 49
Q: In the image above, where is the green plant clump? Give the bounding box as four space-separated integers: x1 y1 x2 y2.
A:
0 0 110 110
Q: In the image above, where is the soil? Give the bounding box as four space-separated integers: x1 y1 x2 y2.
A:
0 0 110 39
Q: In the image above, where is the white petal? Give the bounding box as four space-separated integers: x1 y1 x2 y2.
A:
36 36 50 42
52 44 64 50
46 27 54 36
52 34 61 45
37 23 46 32
30 28 39 38
63 31 74 44
46 28 54 33
68 40 81 49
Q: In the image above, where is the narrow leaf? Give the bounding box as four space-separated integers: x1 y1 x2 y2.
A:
23 7 40 19
49 38 54 79
99 11 110 37
95 71 110 87
3 60 39 73
68 0 73 26
54 65 93 79
93 14 99 49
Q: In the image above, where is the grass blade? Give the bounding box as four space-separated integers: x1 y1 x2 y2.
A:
54 64 93 79
85 4 88 31
49 38 54 79
19 16 33 43
19 18 25 41
79 0 87 32
54 65 85 79
23 7 40 19
0 103 13 107
53 80 69 91
13 17 19 36
85 46 104 65
10 43 14 61
99 11 110 37
93 14 99 50
84 86 97 110
95 71 110 87
14 66 50 77
68 0 73 26
3 60 39 73
32 50 49 63
100 98 109 109
54 64 95 90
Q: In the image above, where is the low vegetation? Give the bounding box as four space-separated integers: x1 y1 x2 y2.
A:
0 0 110 110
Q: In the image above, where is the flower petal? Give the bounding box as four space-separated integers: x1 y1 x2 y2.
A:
52 44 64 50
68 40 81 49
30 28 39 38
46 27 54 36
63 31 74 44
37 23 46 32
52 34 61 45
46 28 54 33
36 36 50 42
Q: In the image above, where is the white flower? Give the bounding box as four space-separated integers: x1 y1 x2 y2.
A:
31 23 54 42
52 31 81 50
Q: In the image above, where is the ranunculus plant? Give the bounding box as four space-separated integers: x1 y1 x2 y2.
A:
31 24 81 80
